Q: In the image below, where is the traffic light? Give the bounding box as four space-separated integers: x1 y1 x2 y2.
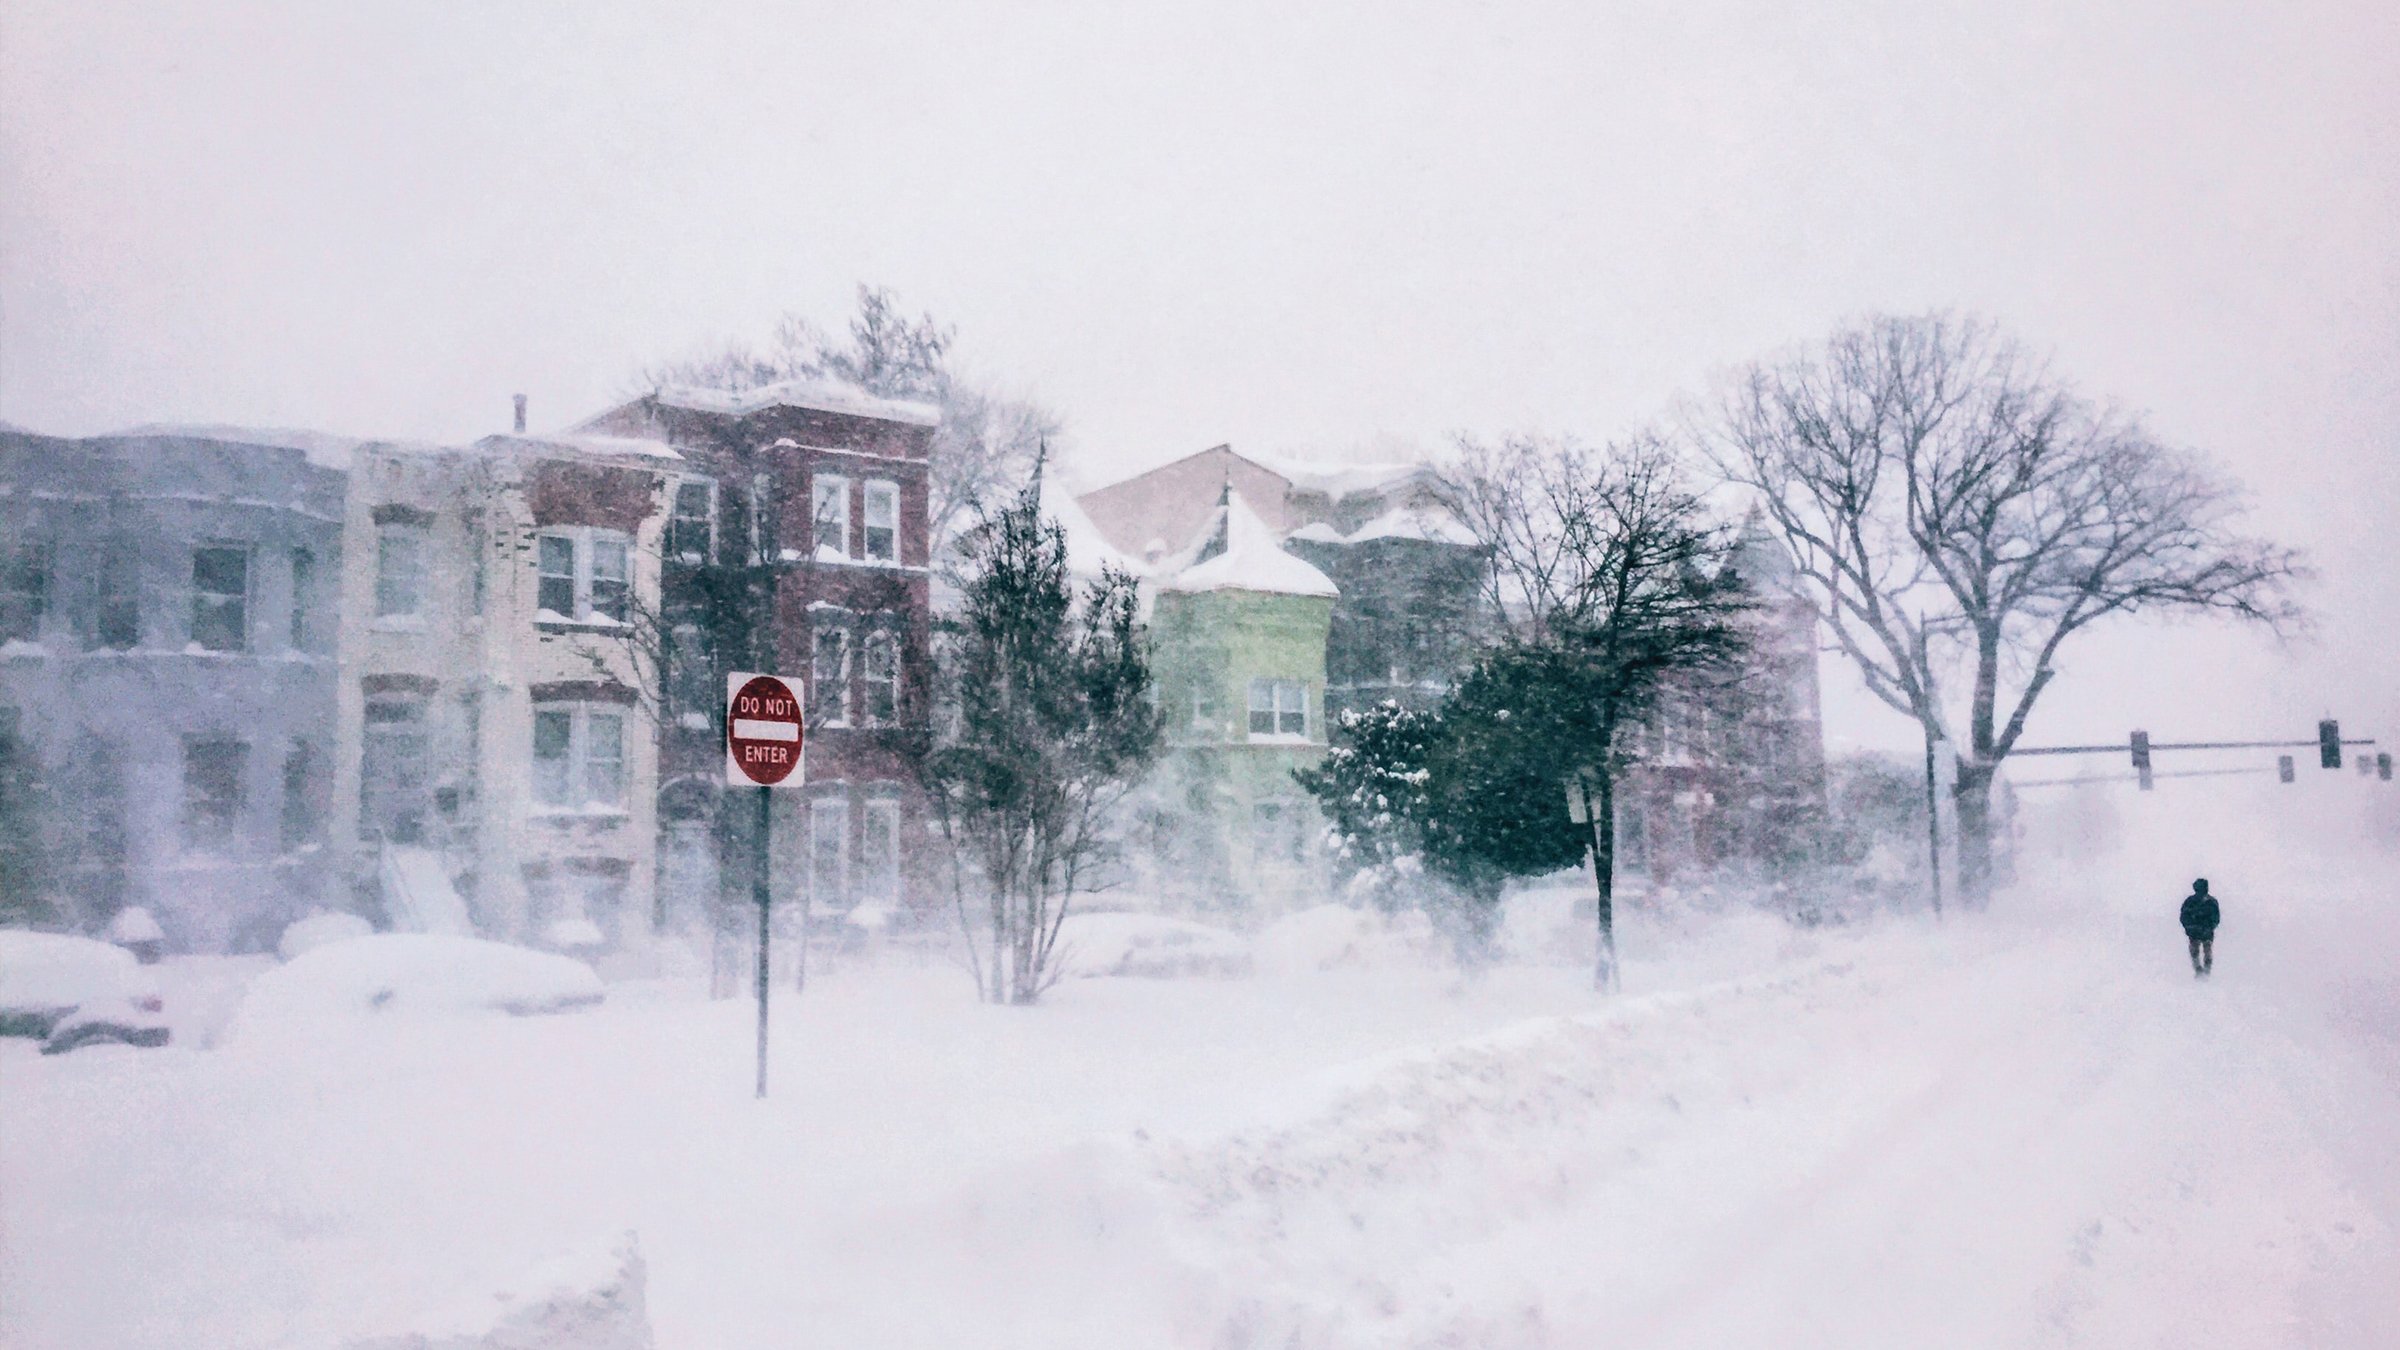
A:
2380 753 2392 782
2278 754 2295 784
2318 719 2342 770
2130 730 2153 790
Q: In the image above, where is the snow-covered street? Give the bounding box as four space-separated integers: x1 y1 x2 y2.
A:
7 778 2395 1350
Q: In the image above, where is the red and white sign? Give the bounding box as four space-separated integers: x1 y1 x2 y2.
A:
725 672 806 787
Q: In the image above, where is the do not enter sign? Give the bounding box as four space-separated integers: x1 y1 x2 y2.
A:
725 672 806 787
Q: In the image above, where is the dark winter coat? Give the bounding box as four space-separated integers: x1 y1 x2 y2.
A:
2179 893 2220 938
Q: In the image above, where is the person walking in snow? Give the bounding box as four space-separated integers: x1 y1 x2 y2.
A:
2179 878 2220 978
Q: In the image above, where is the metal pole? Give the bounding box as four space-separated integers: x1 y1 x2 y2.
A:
754 783 771 1100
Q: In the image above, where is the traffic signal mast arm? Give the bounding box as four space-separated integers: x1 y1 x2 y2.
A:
2011 737 2378 756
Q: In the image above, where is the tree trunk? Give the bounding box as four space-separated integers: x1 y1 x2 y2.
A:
1954 766 1996 909
1589 768 1619 992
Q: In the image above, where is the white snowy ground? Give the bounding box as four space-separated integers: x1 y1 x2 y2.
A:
3 775 2395 1349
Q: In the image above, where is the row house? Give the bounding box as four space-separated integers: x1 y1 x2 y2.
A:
331 428 676 954
572 381 940 933
0 426 346 951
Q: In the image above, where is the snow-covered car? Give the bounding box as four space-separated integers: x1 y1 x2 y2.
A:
276 909 375 961
1057 911 1253 979
231 933 605 1036
0 929 169 1050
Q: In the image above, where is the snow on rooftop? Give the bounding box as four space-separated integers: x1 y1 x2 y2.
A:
476 432 683 465
1162 490 1338 599
109 423 376 471
1244 449 1433 499
1044 475 1147 579
654 378 942 429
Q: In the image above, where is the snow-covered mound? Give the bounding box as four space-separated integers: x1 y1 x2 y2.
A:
1057 912 1252 979
0 930 158 1037
347 1232 652 1350
1254 904 1437 973
232 935 604 1036
279 910 376 961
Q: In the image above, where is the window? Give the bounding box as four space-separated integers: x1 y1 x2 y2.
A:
534 529 633 624
375 523 428 618
859 798 901 908
464 511 487 616
93 549 138 650
861 631 898 725
1191 683 1219 734
1247 679 1308 739
668 622 714 726
0 542 51 645
668 478 717 562
812 475 851 560
289 549 314 648
361 698 428 844
809 796 849 910
280 741 322 852
748 473 777 564
532 706 625 810
863 480 899 563
191 546 249 652
812 627 850 726
1253 798 1309 864
180 738 246 851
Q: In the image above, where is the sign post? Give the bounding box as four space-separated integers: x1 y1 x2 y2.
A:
726 672 805 1099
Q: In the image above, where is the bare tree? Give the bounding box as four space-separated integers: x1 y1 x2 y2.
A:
1699 313 2308 902
641 285 1059 574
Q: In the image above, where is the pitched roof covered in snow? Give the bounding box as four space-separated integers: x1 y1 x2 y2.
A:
1159 488 1338 599
648 379 942 429
1043 474 1147 579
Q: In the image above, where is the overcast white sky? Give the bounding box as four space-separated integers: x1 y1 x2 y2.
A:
4 0 2395 762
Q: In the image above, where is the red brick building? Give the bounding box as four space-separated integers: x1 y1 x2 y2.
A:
575 381 940 934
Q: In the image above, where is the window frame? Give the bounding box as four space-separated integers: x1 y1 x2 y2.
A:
858 796 901 908
91 546 139 651
1246 678 1309 741
811 625 852 727
860 629 899 726
533 527 635 626
0 540 50 645
373 521 430 620
862 479 899 563
668 476 718 564
809 794 851 911
190 544 251 653
811 474 852 560
179 736 248 852
531 703 628 813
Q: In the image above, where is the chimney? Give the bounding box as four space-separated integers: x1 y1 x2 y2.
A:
512 394 528 434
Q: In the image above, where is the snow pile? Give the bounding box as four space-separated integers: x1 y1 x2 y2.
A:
1255 904 1439 973
0 930 156 1035
347 1232 652 1350
1057 912 1253 979
279 910 376 960
104 906 166 947
230 935 604 1039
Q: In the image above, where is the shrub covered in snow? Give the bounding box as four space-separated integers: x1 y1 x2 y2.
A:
0 929 162 1039
1056 912 1252 980
232 935 604 1037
